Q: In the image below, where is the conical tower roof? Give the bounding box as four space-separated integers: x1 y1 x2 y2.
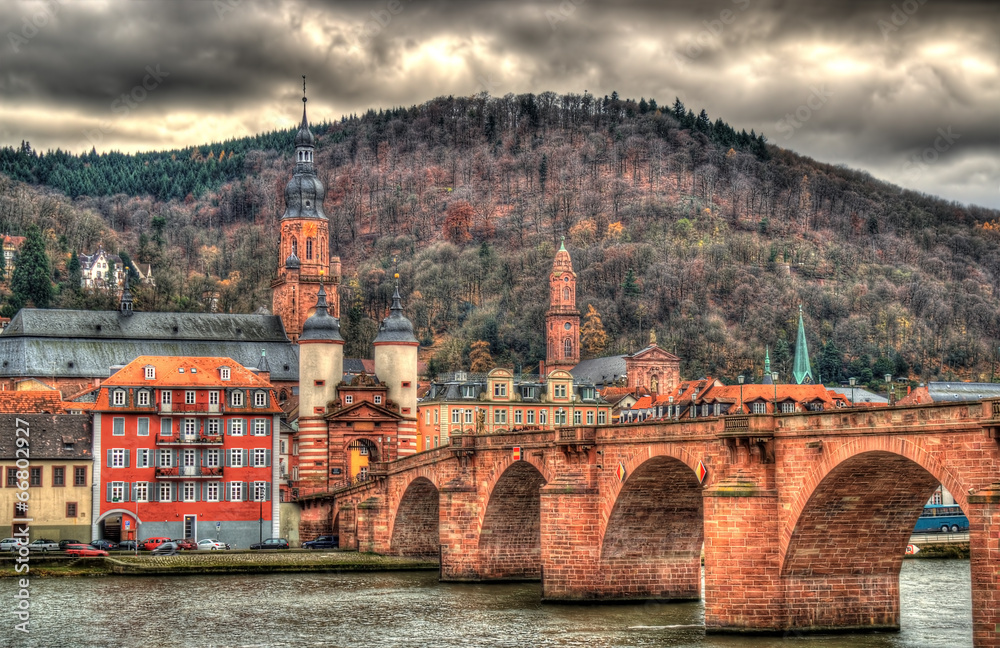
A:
374 281 418 345
762 346 773 384
792 306 814 384
299 282 343 342
552 236 574 274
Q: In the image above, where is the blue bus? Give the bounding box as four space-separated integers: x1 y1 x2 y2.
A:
912 504 969 533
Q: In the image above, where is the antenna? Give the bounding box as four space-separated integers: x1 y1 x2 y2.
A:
302 75 307 102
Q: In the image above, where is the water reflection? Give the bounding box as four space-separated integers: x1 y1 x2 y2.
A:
0 559 970 648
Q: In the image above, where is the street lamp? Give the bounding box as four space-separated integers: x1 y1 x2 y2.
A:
258 496 263 543
772 372 778 412
849 376 856 407
885 373 893 406
737 375 745 413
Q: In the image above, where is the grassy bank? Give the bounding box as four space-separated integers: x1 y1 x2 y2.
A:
0 551 439 578
905 542 970 559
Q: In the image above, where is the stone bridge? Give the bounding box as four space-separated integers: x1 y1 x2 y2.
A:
300 400 1000 646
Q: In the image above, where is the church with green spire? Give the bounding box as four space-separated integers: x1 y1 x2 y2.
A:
793 305 814 384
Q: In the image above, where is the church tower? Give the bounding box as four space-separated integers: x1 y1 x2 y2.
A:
545 237 580 373
272 78 341 342
373 273 419 456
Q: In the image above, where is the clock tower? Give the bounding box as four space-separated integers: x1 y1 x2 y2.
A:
545 237 580 373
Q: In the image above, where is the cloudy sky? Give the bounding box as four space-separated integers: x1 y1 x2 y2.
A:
1 0 997 208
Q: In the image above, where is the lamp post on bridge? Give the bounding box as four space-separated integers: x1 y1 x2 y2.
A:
885 373 893 406
849 376 856 407
737 374 745 413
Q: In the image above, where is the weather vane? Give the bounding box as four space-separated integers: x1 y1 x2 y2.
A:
302 75 307 103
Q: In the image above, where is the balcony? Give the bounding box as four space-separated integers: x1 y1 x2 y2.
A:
155 434 224 446
155 466 224 479
159 402 223 415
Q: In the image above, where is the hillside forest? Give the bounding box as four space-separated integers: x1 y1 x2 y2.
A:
2 91 1000 389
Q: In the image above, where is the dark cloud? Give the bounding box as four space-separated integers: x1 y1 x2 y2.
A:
0 0 996 206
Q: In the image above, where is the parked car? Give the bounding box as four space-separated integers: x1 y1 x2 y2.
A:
196 539 230 551
64 543 108 557
58 539 82 551
27 539 59 552
301 535 339 550
250 538 289 550
151 542 178 555
0 538 26 552
171 538 197 551
116 540 138 551
140 537 172 551
90 539 117 551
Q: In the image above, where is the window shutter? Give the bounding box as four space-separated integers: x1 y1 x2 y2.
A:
124 450 130 468
173 450 179 467
265 449 271 467
265 418 271 436
241 449 247 467
265 482 271 502
106 449 112 467
193 484 199 502
226 419 232 436
131 483 137 500
224 483 230 502
123 483 129 502
106 483 112 502
225 451 231 468
241 482 248 502
201 483 207 501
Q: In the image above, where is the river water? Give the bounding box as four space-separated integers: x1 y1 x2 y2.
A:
0 559 971 648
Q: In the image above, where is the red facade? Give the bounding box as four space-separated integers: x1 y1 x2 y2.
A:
93 356 281 547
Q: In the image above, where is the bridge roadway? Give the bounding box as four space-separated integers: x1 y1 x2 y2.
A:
299 399 1000 646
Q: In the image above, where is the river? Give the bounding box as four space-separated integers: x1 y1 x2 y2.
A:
0 559 971 648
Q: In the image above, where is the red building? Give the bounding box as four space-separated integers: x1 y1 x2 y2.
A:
92 356 281 548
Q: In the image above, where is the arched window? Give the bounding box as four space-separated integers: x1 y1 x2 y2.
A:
290 237 297 257
563 287 570 301
564 338 572 358
306 239 313 260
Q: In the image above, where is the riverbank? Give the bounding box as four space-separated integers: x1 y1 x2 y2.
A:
0 550 439 578
905 542 969 559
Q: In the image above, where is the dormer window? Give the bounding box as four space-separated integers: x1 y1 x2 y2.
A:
231 391 244 407
220 367 231 381
460 385 476 399
254 391 266 407
112 389 126 406
493 382 507 398
144 366 155 380
374 395 382 405
137 390 150 407
554 384 567 398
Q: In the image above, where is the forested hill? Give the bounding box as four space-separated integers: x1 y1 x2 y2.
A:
1 91 999 388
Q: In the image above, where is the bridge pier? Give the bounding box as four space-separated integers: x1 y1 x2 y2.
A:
969 483 1000 648
439 481 482 581
356 496 389 553
539 474 601 601
703 475 785 634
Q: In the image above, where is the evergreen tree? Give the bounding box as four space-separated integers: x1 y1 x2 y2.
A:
622 268 640 298
10 225 53 309
672 97 686 120
580 305 608 358
817 341 844 384
66 251 81 291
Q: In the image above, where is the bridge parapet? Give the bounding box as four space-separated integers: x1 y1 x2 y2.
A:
775 399 990 435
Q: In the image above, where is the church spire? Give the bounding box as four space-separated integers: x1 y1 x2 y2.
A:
792 305 814 384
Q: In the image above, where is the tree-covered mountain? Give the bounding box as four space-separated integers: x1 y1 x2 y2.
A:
1 91 998 388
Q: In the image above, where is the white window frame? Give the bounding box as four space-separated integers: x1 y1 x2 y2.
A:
229 448 243 468
207 419 221 435
231 391 244 407
112 390 125 406
184 419 197 436
753 402 767 414
206 482 220 502
451 410 461 424
493 409 507 424
253 419 267 436
464 409 473 424
161 390 172 405
554 384 567 398
135 482 148 503
144 366 155 380
598 411 606 425
254 448 267 467
253 481 268 502
230 419 244 436
209 391 219 405
229 481 243 502
345 395 353 405
137 391 150 406
158 449 173 468
159 482 172 502
374 395 382 405
538 410 547 425
110 481 125 502
493 382 507 398
587 411 594 425
514 410 523 424
183 482 197 502
574 410 582 425
205 449 220 468
185 390 196 405
254 391 266 407
220 367 231 381
781 401 795 413
111 448 125 468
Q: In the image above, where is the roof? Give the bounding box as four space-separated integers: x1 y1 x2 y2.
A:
827 386 888 404
0 309 298 381
0 414 91 460
0 390 69 414
373 286 418 344
102 356 274 389
926 382 1000 402
571 355 627 385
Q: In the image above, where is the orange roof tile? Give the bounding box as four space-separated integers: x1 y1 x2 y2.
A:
103 356 273 389
0 391 67 414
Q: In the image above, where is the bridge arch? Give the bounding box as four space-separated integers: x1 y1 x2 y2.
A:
389 476 440 557
780 447 965 632
477 459 548 580
597 454 704 600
